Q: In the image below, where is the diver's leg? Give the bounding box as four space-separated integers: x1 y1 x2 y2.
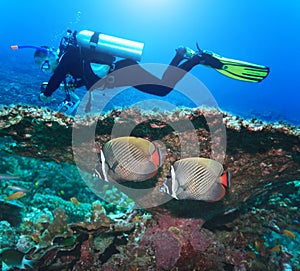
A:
160 51 223 87
112 59 162 86
159 53 202 89
109 59 174 96
168 47 186 67
128 49 193 96
109 54 205 97
177 55 204 72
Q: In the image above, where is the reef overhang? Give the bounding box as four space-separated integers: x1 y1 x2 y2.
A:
0 104 299 220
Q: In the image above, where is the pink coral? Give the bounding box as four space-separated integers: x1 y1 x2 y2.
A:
77 239 95 269
138 215 213 270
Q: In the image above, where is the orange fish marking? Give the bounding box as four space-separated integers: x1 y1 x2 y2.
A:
212 172 231 201
220 171 231 188
151 148 161 168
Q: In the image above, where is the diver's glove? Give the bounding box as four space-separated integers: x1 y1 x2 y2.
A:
40 81 48 92
39 93 51 103
39 82 52 103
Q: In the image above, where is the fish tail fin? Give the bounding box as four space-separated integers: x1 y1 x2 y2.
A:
220 171 231 188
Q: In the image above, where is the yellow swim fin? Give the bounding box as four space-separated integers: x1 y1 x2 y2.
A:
194 43 270 82
207 51 270 83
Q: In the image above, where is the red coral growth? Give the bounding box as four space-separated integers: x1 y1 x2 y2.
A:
136 213 250 270
175 241 211 271
149 230 180 270
76 239 95 270
175 241 197 268
138 215 218 270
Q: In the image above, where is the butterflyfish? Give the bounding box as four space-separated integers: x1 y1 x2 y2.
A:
160 157 230 202
94 136 165 182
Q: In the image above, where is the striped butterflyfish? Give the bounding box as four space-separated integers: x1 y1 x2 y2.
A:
160 157 230 202
94 136 164 182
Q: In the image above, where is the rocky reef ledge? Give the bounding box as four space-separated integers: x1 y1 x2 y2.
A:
0 104 299 270
0 104 299 215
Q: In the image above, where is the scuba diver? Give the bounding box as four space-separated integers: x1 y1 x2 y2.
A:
12 29 270 114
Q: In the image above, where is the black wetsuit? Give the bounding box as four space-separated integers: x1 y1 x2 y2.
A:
42 46 203 97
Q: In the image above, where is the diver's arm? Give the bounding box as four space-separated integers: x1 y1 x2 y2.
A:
42 58 70 97
74 78 85 88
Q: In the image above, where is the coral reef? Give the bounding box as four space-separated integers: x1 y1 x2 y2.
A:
0 201 140 271
0 221 17 249
135 215 245 270
0 104 299 270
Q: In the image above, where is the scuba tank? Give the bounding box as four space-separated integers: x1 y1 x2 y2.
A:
76 30 144 61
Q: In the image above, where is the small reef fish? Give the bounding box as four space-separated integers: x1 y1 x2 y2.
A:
94 136 165 182
254 240 266 254
0 175 20 180
5 191 26 201
150 123 167 129
70 197 80 206
7 185 31 193
281 229 296 240
0 248 35 270
160 157 231 201
269 245 281 253
30 233 40 243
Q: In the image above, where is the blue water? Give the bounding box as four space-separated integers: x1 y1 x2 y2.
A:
1 0 299 124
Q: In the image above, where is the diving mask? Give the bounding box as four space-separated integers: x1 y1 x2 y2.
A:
40 60 51 73
34 46 59 74
39 55 58 74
